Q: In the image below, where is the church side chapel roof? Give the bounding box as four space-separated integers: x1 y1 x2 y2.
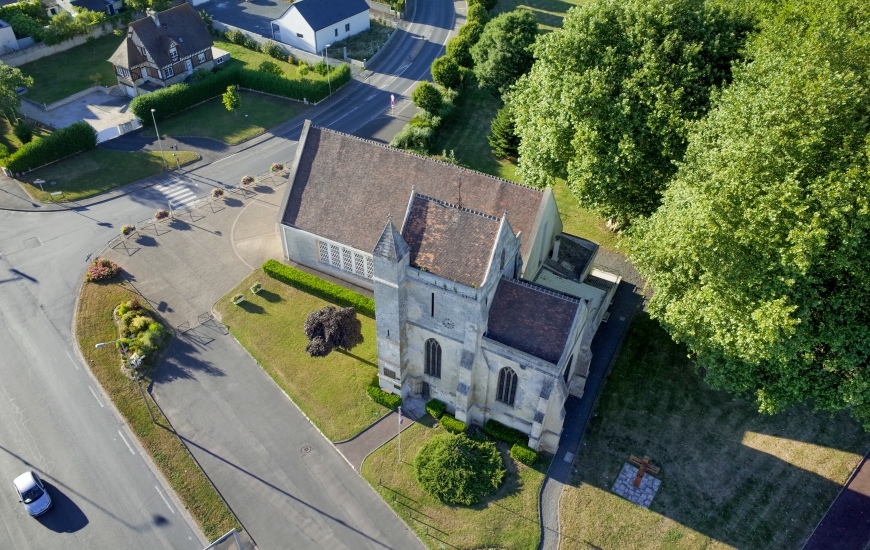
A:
109 4 212 69
486 278 581 364
281 125 544 260
401 194 500 287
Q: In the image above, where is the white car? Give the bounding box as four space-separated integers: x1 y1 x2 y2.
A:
13 471 52 517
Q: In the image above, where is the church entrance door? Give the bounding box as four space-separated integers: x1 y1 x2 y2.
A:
421 381 430 400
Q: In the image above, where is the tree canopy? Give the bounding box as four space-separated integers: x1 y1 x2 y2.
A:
471 9 538 95
510 0 751 223
303 306 364 357
412 81 443 113
0 62 32 120
414 433 505 505
631 0 870 427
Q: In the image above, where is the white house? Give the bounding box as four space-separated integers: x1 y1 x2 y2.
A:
0 19 18 54
271 0 370 54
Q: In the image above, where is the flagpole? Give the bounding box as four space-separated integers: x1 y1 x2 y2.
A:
397 405 402 463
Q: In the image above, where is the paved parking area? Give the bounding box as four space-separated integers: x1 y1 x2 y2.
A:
19 91 137 142
201 0 292 36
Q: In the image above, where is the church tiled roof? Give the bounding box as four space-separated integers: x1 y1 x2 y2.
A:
401 194 500 287
280 124 544 261
486 278 581 364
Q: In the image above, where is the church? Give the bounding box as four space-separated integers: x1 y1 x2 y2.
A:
277 122 620 452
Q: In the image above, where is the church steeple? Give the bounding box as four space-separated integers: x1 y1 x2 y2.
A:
373 214 409 262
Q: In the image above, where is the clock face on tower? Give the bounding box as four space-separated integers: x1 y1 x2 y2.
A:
442 318 455 330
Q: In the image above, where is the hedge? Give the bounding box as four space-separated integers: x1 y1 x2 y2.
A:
510 443 537 466
425 398 446 419
131 64 352 123
484 418 526 445
3 121 96 173
367 385 402 409
440 414 467 434
262 259 375 317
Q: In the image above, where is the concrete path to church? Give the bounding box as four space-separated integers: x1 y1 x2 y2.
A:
99 181 425 550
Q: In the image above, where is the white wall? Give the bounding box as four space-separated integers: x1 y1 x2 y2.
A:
313 11 370 54
0 24 18 53
272 7 316 53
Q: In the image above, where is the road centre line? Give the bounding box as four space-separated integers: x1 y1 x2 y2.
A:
65 350 79 370
118 430 135 455
155 485 175 514
88 385 104 408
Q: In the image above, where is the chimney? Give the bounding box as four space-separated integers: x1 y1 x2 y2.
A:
147 9 159 26
551 238 560 262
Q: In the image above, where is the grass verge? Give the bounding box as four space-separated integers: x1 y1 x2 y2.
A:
215 40 327 81
432 77 620 250
328 19 395 61
19 148 199 202
0 117 51 155
139 90 307 144
560 313 870 550
214 269 388 442
77 279 240 542
492 0 590 31
21 34 125 104
361 421 550 549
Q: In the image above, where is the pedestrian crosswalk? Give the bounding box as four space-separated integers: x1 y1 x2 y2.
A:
157 178 197 209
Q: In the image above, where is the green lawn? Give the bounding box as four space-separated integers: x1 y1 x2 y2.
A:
328 19 395 61
0 117 51 156
492 0 589 31
433 77 621 249
559 314 870 550
77 280 240 542
21 34 125 104
140 90 307 145
20 148 199 202
362 421 550 550
215 40 327 81
214 269 388 442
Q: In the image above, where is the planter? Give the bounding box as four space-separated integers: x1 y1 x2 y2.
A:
250 283 262 294
241 175 255 186
211 188 225 199
270 163 284 173
155 210 169 220
121 224 135 237
231 293 245 305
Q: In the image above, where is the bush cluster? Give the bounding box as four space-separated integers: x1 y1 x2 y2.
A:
440 414 467 434
509 443 537 465
262 259 375 317
425 398 446 419
414 433 505 505
85 258 122 282
118 301 168 360
390 89 456 152
131 65 351 122
3 121 96 173
366 384 402 409
483 418 527 445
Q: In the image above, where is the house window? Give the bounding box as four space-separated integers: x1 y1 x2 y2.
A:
496 367 518 407
345 23 350 32
170 47 178 62
425 339 441 379
164 66 174 78
297 32 304 38
137 46 146 55
563 355 573 385
115 66 130 78
316 239 374 279
430 292 434 316
335 28 338 36
198 52 206 63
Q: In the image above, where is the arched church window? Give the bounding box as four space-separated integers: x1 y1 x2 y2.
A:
500 248 505 271
425 339 441 379
496 367 518 407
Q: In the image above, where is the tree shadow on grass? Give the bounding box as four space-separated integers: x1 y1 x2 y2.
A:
238 301 265 314
256 289 281 303
337 348 377 367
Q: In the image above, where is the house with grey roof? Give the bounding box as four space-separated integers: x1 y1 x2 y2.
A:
270 0 370 54
108 4 223 97
276 122 621 453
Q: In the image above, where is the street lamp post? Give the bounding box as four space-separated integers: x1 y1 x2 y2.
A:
324 44 332 98
95 339 156 424
150 108 168 171
170 144 181 170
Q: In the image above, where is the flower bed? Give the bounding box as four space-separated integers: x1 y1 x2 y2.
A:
271 162 284 172
241 175 255 186
85 258 123 282
211 188 225 198
121 224 135 237
155 209 169 220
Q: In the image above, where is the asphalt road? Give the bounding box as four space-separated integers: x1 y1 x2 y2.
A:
0 0 456 547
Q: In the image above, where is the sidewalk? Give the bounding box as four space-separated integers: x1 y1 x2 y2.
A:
336 398 426 471
803 452 870 550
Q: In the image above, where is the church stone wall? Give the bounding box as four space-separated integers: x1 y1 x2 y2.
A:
280 225 374 290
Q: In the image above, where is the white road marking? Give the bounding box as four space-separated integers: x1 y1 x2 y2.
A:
118 430 135 455
156 179 197 208
65 350 79 370
155 485 175 514
88 385 104 407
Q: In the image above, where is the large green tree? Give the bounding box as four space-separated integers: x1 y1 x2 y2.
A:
510 0 751 223
0 62 33 120
632 0 870 427
471 9 538 96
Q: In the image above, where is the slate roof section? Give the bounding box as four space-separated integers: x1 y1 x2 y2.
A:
291 0 370 31
72 0 113 12
109 4 213 69
281 125 544 262
373 217 409 261
401 194 500 287
486 278 580 364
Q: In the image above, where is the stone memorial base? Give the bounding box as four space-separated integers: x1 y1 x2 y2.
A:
611 463 661 508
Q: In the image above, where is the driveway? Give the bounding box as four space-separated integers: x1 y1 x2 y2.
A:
19 91 138 143
201 0 292 36
100 178 424 550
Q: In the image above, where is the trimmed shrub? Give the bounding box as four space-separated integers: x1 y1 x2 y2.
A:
412 82 443 113
440 414 467 434
425 398 447 419
389 124 434 152
468 0 498 10
257 60 282 76
367 385 402 409
446 35 473 68
458 20 485 45
260 40 286 60
225 29 246 45
467 3 491 25
13 121 33 144
3 121 96 173
85 257 122 282
313 61 329 76
484 418 527 445
431 55 461 89
510 443 537 465
262 259 376 317
414 433 505 505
